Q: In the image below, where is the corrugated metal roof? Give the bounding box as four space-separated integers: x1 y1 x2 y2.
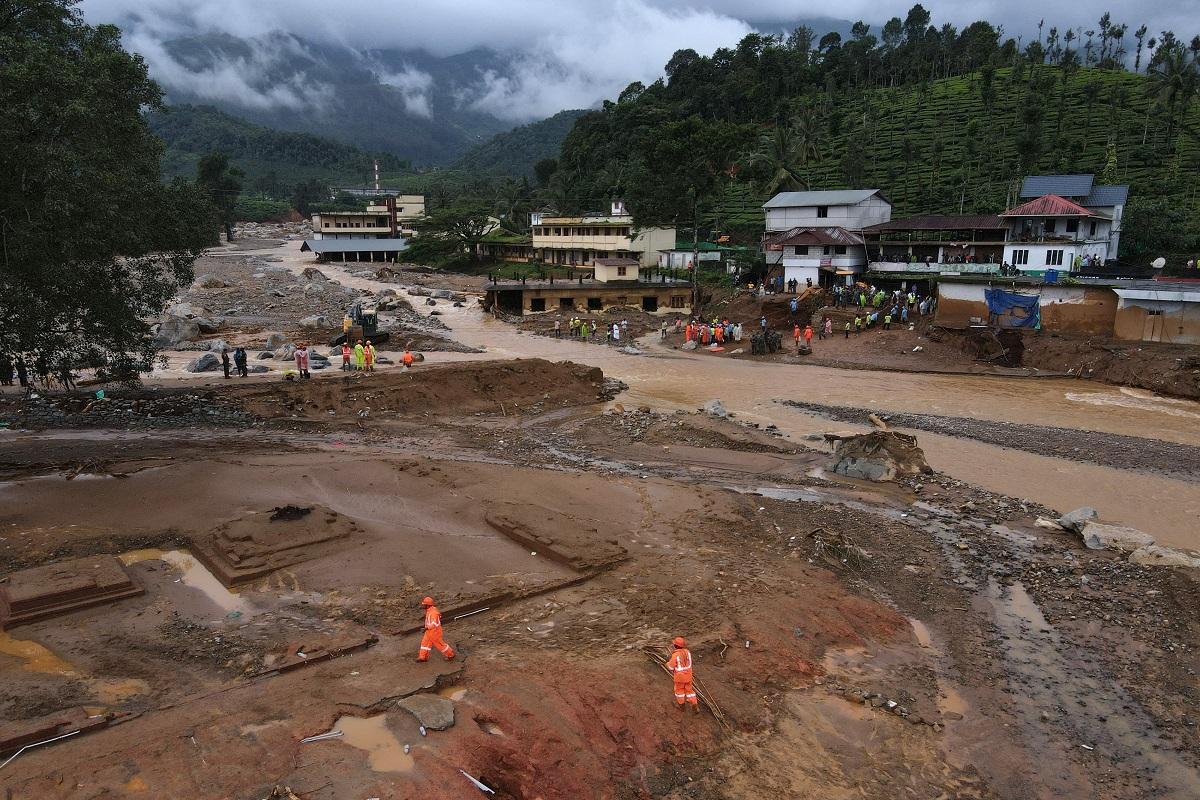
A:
763 189 884 209
864 214 1005 232
301 238 409 253
762 226 864 247
1000 195 1095 217
1020 174 1095 198
1084 185 1129 206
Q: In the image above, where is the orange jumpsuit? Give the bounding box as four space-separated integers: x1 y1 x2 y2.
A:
418 605 456 661
667 647 698 706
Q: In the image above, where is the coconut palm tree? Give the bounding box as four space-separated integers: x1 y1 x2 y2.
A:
1144 45 1199 146
742 124 808 195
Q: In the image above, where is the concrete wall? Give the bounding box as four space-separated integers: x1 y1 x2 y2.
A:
1113 295 1200 344
594 262 640 282
632 227 677 267
492 285 692 315
935 282 1116 334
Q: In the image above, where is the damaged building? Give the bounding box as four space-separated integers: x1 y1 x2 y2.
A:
483 258 693 316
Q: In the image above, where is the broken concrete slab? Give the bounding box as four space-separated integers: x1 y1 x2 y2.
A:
396 694 455 730
1 556 143 628
1079 521 1156 553
484 509 626 572
191 505 361 586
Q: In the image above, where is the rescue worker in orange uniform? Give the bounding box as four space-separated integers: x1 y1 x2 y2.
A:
402 349 415 369
667 636 698 711
417 596 455 662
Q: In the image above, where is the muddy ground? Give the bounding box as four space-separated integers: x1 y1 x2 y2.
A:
1 358 1198 800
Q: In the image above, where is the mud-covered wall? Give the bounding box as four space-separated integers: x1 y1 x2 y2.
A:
935 282 1116 334
1114 301 1200 345
497 286 692 315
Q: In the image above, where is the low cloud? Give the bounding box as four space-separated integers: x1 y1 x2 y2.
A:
375 65 435 118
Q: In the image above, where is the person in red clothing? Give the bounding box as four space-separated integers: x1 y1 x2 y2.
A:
416 596 455 662
667 636 698 711
341 342 352 371
402 349 415 369
803 324 814 348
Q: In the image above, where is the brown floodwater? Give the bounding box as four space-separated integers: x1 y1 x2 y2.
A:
228 244 1200 549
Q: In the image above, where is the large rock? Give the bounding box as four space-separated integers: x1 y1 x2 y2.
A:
205 339 230 353
302 267 328 281
1058 507 1099 533
828 430 930 482
396 694 455 731
299 315 327 330
702 399 728 417
156 316 201 346
185 353 221 373
263 332 287 350
1080 521 1156 553
407 287 433 297
193 274 228 289
1129 545 1200 568
679 340 698 351
257 351 275 360
247 364 271 374
275 344 296 360
194 316 221 334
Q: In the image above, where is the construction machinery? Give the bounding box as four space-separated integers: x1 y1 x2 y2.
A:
330 302 390 347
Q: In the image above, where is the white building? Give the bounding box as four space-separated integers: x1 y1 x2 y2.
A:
761 189 892 285
312 195 425 240
1000 194 1115 275
530 202 675 268
1016 175 1127 261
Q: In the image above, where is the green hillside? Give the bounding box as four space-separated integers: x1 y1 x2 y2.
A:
555 15 1200 261
452 109 588 177
147 104 411 190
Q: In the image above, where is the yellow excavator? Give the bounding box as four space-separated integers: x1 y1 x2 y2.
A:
330 302 390 346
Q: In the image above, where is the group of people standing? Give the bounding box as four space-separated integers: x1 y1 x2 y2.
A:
340 340 377 372
683 317 744 346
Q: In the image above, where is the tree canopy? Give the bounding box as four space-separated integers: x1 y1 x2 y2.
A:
197 152 244 241
0 0 216 383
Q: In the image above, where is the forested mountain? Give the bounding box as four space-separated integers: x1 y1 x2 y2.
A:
553 7 1200 259
147 105 410 191
452 110 588 177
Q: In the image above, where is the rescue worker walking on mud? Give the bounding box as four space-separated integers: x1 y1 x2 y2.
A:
417 596 456 662
667 636 699 712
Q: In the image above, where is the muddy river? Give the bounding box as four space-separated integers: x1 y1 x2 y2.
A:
225 243 1200 549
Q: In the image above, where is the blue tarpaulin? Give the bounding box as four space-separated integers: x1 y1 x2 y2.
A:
985 288 1041 328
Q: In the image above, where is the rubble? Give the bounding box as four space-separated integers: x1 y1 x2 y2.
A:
396 694 455 731
826 430 930 481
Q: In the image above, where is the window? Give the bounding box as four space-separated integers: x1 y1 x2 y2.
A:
1147 309 1163 316
588 297 602 310
822 245 832 256
530 298 546 312
1045 249 1064 266
1012 249 1029 265
834 245 847 255
816 206 829 218
616 266 628 276
794 246 803 255
670 295 686 308
1089 220 1097 236
1066 219 1079 234
1044 219 1056 233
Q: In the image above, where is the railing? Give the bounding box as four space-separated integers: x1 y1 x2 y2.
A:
868 262 1002 274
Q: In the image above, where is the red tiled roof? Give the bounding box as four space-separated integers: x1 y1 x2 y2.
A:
1000 194 1094 217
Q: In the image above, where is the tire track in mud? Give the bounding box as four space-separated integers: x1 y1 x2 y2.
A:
780 400 1200 483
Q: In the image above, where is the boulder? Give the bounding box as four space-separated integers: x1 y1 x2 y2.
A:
617 346 642 355
193 274 228 289
396 694 454 731
185 353 221 373
828 430 930 482
247 365 271 374
410 352 425 362
194 316 221 334
702 399 728 418
263 332 287 350
299 315 327 329
205 339 230 353
1079 521 1156 552
796 343 812 355
302 267 328 281
407 287 433 297
1058 507 1099 533
274 344 296 360
155 316 201 347
425 298 437 306
375 289 399 301
431 289 454 299
257 351 274 360
1128 545 1200 568
680 340 698 351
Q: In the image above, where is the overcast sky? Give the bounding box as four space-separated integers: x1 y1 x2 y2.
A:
82 0 1199 121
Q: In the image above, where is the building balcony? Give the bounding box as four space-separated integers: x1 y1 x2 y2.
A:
869 261 1002 274
532 236 634 250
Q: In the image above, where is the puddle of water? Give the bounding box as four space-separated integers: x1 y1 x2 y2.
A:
0 630 79 675
437 686 468 702
907 617 934 650
329 715 414 773
937 685 969 717
120 548 249 614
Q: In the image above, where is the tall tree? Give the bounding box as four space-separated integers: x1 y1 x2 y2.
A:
1134 25 1148 72
196 152 243 241
0 0 215 384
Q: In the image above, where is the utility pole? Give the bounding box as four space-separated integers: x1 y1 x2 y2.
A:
373 159 380 193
